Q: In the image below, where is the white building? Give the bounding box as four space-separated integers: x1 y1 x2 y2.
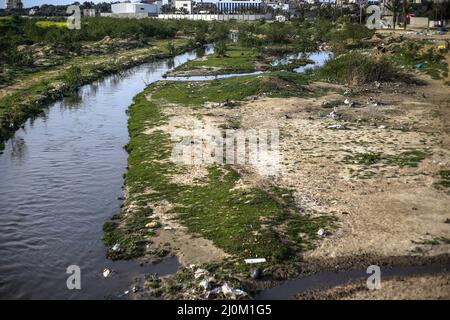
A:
192 0 263 13
111 2 160 15
266 1 289 12
83 9 97 17
175 0 193 13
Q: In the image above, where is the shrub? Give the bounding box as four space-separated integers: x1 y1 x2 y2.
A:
319 52 407 85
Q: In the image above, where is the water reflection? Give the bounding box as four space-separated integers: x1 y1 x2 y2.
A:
10 137 27 161
0 47 210 300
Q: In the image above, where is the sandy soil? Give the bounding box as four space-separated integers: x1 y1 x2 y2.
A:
239 76 450 262
139 98 238 266
297 274 450 300
140 70 450 271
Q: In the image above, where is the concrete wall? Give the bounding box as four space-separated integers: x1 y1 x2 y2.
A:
112 3 160 14
409 17 429 28
157 13 270 20
100 12 152 19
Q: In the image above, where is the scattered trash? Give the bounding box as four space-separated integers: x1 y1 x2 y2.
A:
225 284 246 299
199 279 210 290
112 243 120 252
132 286 140 293
205 283 247 299
342 90 351 96
220 99 239 108
444 218 450 224
194 268 209 279
145 221 158 229
415 63 427 69
317 228 326 237
378 125 386 129
326 124 347 130
102 268 112 278
244 258 266 264
250 268 263 280
163 226 174 230
329 106 340 120
344 99 350 105
284 113 292 119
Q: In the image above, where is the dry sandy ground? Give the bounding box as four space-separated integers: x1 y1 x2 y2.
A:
138 62 450 299
297 274 450 300
143 72 450 266
240 77 450 261
140 99 239 266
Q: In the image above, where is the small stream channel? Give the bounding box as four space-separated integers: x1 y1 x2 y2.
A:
0 46 444 300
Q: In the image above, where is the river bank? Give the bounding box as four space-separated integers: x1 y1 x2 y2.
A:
0 47 216 299
115 32 450 299
0 37 198 152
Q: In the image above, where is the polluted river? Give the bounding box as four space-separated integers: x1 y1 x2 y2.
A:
0 46 446 300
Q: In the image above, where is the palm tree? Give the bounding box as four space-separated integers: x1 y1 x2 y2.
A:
385 0 402 29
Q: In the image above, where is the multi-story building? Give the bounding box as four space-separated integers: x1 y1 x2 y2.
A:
6 0 23 10
188 0 263 13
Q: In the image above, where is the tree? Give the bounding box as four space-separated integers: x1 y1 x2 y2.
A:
215 41 227 57
385 0 402 29
401 0 413 30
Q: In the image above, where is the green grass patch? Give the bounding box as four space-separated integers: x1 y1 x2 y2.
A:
385 150 428 168
174 42 261 75
112 83 335 263
389 40 449 80
152 71 310 106
343 150 428 168
318 51 411 85
343 152 383 165
437 169 450 188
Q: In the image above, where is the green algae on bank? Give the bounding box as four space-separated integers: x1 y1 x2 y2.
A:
104 73 336 262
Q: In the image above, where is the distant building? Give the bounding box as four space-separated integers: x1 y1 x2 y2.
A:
6 0 23 10
83 9 97 17
266 1 289 12
175 0 193 13
111 2 160 16
189 0 263 13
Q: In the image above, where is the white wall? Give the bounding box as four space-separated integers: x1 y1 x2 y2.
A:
111 3 160 14
158 13 270 20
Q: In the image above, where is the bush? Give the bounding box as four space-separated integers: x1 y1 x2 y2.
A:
215 41 227 57
319 52 406 85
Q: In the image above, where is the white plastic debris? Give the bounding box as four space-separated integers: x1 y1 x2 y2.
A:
102 268 112 278
244 258 267 264
194 268 209 279
317 228 326 237
205 283 247 299
199 279 210 290
221 283 247 299
344 99 350 105
329 106 338 119
145 221 158 228
326 124 346 130
112 243 120 251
